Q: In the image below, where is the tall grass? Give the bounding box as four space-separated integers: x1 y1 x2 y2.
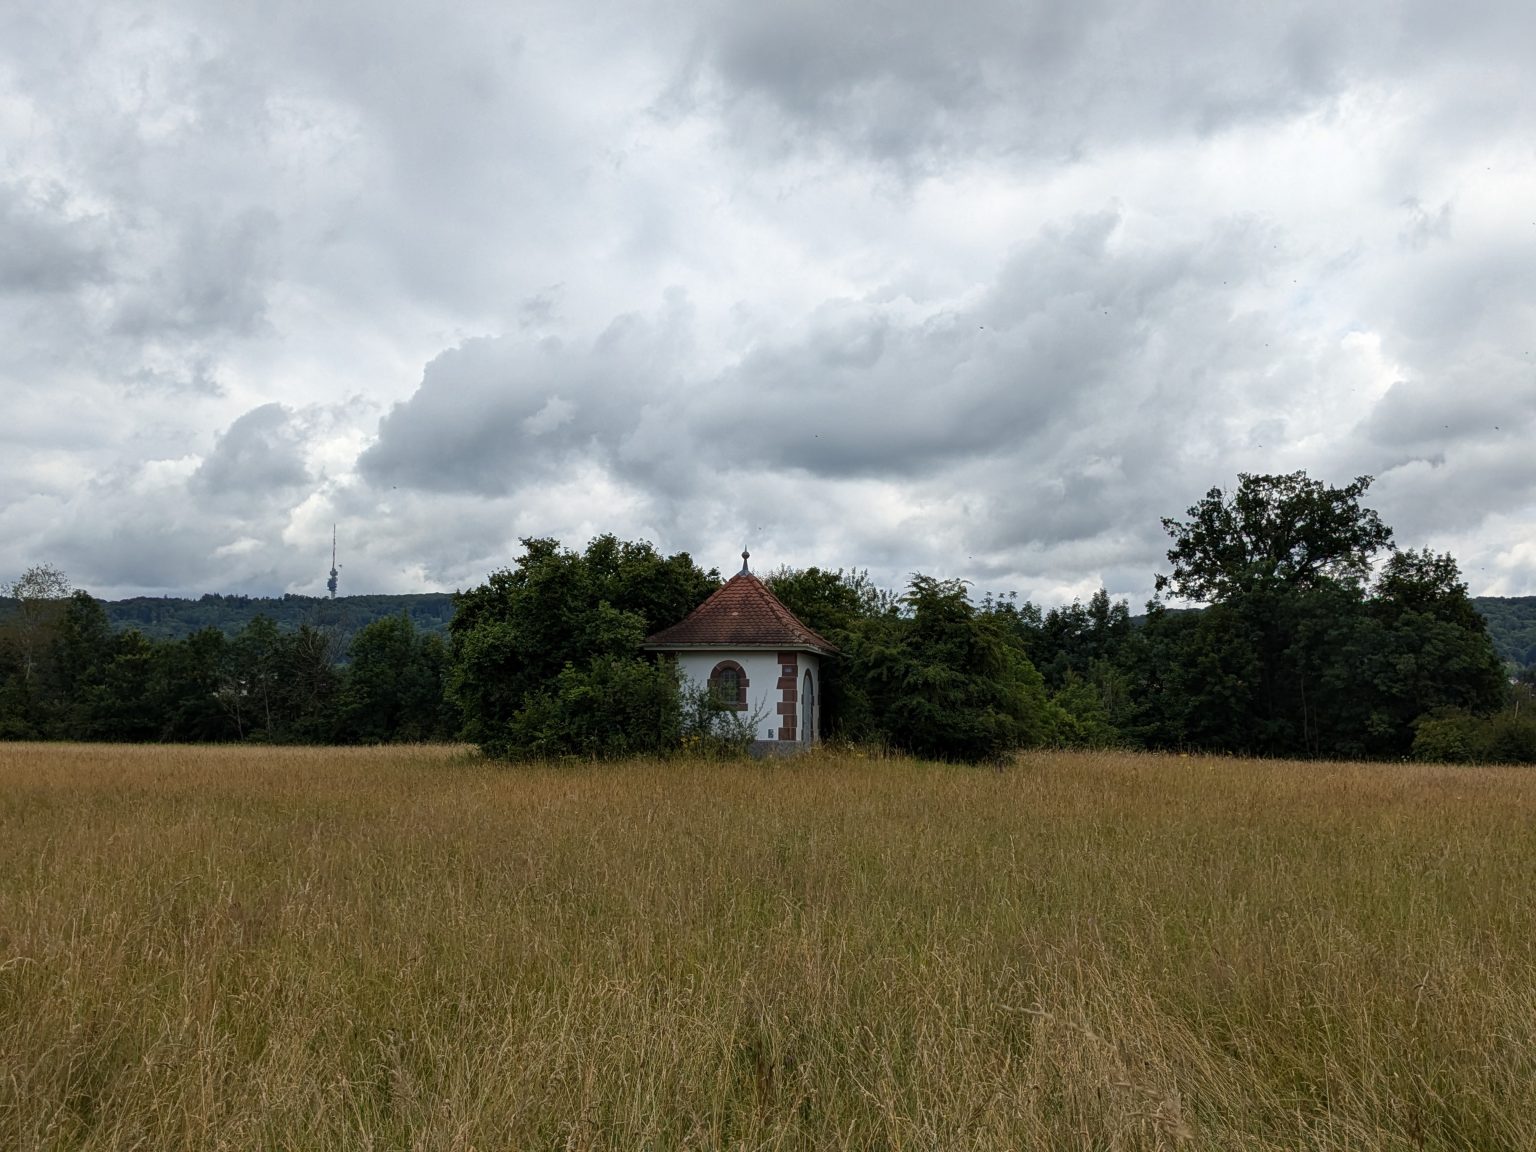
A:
3 743 1536 1149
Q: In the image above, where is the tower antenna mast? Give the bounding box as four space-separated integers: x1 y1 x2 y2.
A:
327 525 339 599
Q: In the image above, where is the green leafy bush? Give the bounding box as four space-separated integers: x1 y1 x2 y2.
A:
499 657 684 760
1412 695 1536 764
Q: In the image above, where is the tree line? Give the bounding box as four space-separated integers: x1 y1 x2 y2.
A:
0 572 453 744
2 472 1531 762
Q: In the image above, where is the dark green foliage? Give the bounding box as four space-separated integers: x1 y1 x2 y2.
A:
449 535 718 759
1410 709 1484 763
750 567 1059 761
1118 551 1508 759
151 628 239 742
1357 551 1508 749
500 657 684 760
1413 687 1536 763
0 581 441 746
57 597 164 742
984 589 1136 747
1048 670 1126 748
766 566 895 636
2 480 1528 762
338 615 454 743
856 576 1052 763
1116 601 1258 751
1126 478 1510 759
1483 706 1536 762
1158 472 1392 603
207 618 343 743
44 592 118 739
992 588 1132 691
1039 590 1131 688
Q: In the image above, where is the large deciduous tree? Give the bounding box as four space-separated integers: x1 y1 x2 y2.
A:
1132 473 1506 758
339 614 453 743
2 564 72 687
1157 472 1392 603
449 535 718 758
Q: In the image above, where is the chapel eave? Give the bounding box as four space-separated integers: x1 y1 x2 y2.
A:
643 640 837 656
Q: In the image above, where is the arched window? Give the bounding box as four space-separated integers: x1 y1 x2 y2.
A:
709 660 748 710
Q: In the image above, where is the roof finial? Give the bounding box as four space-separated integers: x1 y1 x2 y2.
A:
740 549 751 575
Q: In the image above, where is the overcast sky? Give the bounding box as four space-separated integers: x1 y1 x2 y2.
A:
3 1 1534 606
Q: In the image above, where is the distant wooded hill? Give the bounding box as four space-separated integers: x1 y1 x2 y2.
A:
1472 597 1536 669
98 593 457 653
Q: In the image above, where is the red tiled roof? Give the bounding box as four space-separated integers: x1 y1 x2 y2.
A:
645 572 838 654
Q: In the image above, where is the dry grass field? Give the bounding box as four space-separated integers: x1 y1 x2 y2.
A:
3 743 1536 1150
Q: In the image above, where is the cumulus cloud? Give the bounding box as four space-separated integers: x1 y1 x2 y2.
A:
358 292 694 496
191 403 312 505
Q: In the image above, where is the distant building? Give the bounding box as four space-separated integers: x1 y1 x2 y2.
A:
644 552 837 753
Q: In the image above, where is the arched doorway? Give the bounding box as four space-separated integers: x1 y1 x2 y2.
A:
801 668 816 745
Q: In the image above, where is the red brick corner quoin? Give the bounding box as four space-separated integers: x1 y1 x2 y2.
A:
777 651 799 742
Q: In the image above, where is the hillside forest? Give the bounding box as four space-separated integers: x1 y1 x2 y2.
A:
2 472 1533 763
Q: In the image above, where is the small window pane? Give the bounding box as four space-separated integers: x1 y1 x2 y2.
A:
714 667 739 704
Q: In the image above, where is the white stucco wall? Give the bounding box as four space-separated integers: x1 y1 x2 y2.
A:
675 649 821 745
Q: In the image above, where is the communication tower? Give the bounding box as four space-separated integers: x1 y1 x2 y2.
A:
327 525 339 599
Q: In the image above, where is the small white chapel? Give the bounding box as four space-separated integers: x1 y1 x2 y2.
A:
644 552 837 752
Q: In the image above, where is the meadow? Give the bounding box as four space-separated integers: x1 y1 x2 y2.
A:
3 744 1536 1150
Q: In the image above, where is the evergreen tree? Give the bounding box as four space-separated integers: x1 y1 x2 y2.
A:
859 575 1052 763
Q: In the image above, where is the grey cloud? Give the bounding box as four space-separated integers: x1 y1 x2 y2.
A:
112 209 280 338
683 1 1377 167
1340 211 1536 542
0 180 110 293
1362 375 1533 452
359 292 696 494
676 0 1536 180
1371 443 1536 555
1377 249 1536 377
191 403 311 504
18 447 310 599
519 286 564 330
126 355 224 398
696 209 1279 484
1399 199 1452 251
48 515 228 595
321 485 552 593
